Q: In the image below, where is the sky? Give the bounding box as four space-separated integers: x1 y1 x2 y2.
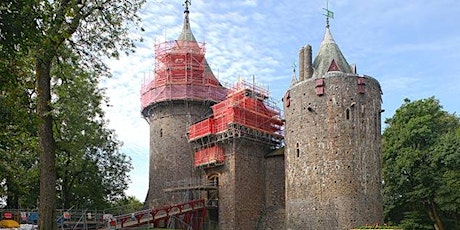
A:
102 0 460 201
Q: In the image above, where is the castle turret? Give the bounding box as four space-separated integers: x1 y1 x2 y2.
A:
284 20 384 229
140 1 226 207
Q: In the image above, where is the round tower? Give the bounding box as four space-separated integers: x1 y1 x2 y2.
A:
284 25 384 229
140 2 226 207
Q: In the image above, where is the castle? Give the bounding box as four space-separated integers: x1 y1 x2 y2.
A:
140 2 383 229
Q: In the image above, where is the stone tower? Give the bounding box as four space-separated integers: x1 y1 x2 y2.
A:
284 23 384 229
140 1 226 207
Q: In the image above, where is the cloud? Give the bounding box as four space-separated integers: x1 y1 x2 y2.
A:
102 0 460 201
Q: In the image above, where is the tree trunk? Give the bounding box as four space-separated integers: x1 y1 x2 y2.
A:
62 166 70 209
36 57 57 230
5 177 19 209
425 200 445 230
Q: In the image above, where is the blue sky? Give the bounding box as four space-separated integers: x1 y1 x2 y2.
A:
102 0 460 201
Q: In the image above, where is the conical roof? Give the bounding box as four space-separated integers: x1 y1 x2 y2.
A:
176 3 216 79
177 6 197 41
312 27 353 78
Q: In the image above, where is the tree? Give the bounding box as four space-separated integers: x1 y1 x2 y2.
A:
52 50 132 210
2 0 145 228
107 196 144 215
30 0 145 229
0 47 133 210
382 97 460 230
0 41 39 210
431 128 460 226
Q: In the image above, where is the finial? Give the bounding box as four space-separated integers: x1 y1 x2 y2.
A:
292 61 297 74
183 0 191 13
323 0 334 28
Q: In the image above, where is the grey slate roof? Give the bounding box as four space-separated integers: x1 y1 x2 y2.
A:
312 27 353 78
177 10 197 42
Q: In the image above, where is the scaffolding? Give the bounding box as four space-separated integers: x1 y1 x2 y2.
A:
187 79 284 168
140 40 227 115
193 145 225 168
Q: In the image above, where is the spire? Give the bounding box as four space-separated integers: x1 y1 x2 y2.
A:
312 4 353 78
175 1 218 82
290 61 298 86
177 0 197 41
322 27 335 44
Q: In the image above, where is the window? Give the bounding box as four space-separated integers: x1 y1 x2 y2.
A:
296 143 300 157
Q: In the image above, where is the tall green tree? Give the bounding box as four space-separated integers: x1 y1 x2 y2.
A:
2 0 145 228
383 97 460 230
0 47 133 210
30 0 144 229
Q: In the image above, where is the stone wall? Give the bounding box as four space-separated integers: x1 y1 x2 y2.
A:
209 139 270 230
260 151 285 230
145 100 212 207
284 74 384 230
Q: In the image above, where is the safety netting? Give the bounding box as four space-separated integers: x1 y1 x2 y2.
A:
141 40 227 113
188 79 283 141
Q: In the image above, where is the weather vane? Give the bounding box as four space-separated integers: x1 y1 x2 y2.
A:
323 0 334 28
183 0 191 12
292 61 297 74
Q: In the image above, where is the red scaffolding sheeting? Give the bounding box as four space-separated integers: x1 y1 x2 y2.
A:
194 145 225 168
188 79 283 142
140 40 227 113
187 117 215 140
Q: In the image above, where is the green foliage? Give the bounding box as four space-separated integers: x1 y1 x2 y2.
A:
107 196 144 215
0 49 39 209
382 97 460 230
51 49 132 210
0 47 133 210
1 0 145 214
432 130 460 215
1 0 146 228
0 0 40 57
399 211 432 230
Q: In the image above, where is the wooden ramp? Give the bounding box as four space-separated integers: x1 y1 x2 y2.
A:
101 199 206 229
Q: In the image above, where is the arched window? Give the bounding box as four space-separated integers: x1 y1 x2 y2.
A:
208 174 219 186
